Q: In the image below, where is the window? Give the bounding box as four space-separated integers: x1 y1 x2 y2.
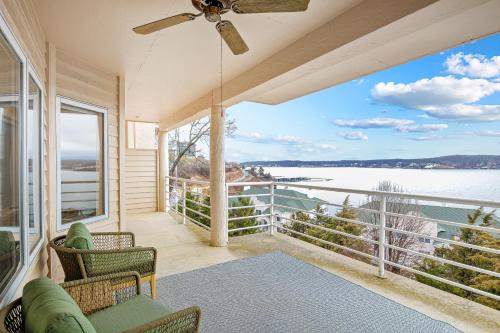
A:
27 72 43 257
0 27 22 298
56 97 108 229
127 121 159 149
0 15 44 305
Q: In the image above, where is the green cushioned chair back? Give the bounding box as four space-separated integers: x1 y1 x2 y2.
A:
22 277 97 333
65 223 94 250
0 231 15 254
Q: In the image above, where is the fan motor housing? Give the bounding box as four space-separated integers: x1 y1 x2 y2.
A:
192 0 232 13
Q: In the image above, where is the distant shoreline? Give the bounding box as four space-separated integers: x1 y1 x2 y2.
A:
242 155 500 170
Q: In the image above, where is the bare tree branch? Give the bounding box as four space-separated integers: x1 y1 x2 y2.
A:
169 117 237 176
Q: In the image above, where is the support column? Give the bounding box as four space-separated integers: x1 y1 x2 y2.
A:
158 131 169 212
210 104 228 247
118 77 127 231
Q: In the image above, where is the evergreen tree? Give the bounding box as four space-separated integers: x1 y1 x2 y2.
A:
307 196 366 258
415 208 500 310
284 211 312 242
228 197 258 237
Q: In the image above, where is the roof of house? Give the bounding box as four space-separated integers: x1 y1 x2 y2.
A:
420 205 499 240
229 187 326 213
360 202 499 240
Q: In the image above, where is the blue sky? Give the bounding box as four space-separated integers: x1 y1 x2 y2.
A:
216 33 500 162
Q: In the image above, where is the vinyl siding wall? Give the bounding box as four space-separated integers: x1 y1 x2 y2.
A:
0 0 126 298
125 149 158 214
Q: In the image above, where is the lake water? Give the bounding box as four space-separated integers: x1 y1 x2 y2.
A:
264 167 500 209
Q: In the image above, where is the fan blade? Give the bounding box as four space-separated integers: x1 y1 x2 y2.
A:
232 0 310 14
133 13 197 35
216 21 249 55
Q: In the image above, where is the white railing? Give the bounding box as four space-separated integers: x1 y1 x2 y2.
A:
227 182 274 234
165 176 211 230
166 176 500 302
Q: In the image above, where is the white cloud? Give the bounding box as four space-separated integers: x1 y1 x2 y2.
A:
372 76 499 109
410 129 500 141
333 117 447 133
423 104 500 121
337 131 368 141
398 124 448 133
318 143 337 150
445 53 500 78
234 132 306 145
245 132 262 139
333 117 413 129
371 76 500 121
274 135 306 145
410 134 462 141
468 130 500 137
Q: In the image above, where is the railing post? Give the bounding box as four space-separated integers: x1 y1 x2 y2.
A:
182 181 187 225
269 183 275 235
226 183 230 240
378 195 386 278
165 177 170 212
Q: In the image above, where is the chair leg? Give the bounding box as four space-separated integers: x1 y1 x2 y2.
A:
150 274 157 299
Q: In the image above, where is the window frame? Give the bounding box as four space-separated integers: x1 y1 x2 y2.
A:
55 96 109 231
126 120 159 150
27 65 44 263
0 10 32 307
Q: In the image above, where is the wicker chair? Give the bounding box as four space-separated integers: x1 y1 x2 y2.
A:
50 232 158 298
0 272 201 333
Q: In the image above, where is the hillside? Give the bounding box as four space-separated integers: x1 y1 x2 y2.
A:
242 155 500 169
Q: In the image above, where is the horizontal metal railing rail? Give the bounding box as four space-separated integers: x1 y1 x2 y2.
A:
228 214 271 222
277 225 378 261
279 215 378 245
228 204 270 210
273 203 379 229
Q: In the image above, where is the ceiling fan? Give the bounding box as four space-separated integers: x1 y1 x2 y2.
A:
133 0 311 55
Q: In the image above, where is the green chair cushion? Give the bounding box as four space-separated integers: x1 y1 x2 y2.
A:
88 295 172 333
22 277 96 333
65 223 94 250
0 231 15 255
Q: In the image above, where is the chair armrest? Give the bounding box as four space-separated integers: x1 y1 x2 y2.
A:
124 306 201 333
0 298 22 333
91 232 135 250
62 271 141 316
82 247 157 277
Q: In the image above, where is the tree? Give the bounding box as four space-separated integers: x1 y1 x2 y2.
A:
363 181 427 274
177 191 211 228
169 117 236 177
283 211 312 241
415 208 500 310
307 197 367 259
228 197 258 237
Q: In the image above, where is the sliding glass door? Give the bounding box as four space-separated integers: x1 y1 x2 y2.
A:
0 29 22 297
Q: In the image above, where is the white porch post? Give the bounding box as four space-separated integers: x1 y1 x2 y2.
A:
158 131 169 212
210 104 228 247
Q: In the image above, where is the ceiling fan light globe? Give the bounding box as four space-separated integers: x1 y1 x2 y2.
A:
205 12 221 22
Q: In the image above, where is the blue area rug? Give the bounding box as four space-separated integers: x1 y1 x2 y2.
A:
153 252 461 333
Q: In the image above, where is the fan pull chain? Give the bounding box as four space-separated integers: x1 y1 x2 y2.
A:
220 27 223 117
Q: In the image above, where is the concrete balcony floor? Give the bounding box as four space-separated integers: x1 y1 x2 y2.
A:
127 212 499 333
